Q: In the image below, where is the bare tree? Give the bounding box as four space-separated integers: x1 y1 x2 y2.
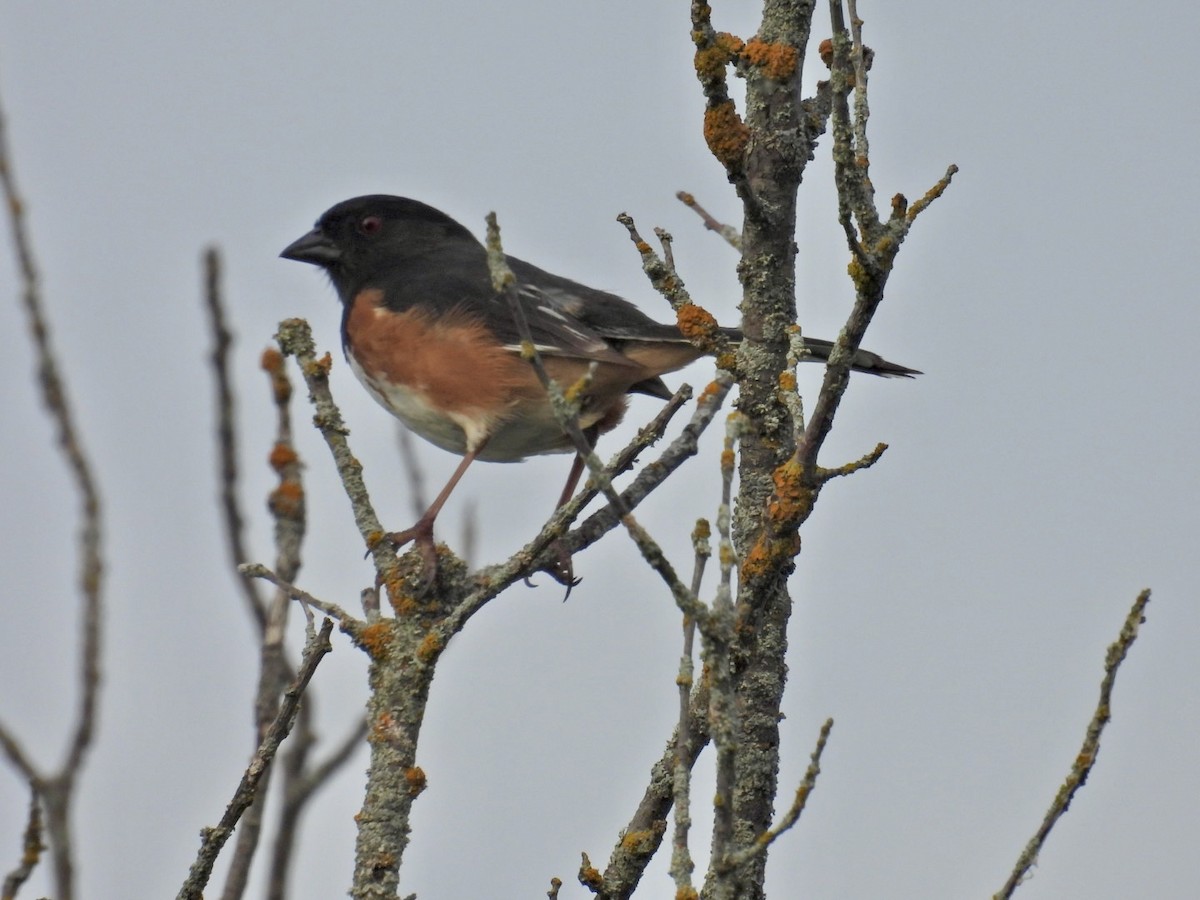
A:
0 2 1157 899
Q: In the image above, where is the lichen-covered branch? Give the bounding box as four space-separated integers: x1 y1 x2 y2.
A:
275 318 404 618
593 682 713 899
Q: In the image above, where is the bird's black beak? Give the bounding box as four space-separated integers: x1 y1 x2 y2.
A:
280 228 341 266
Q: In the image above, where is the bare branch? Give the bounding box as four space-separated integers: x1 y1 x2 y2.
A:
239 564 359 631
486 212 707 621
177 619 335 900
688 1 754 206
616 212 732 358
448 382 707 635
995 589 1153 899
705 413 744 882
262 345 307 591
598 679 713 898
815 442 888 483
266 716 368 900
275 318 401 613
217 270 312 900
2 788 43 900
203 247 267 630
0 82 105 900
789 1 955 491
676 191 742 250
668 520 712 897
0 731 37 787
725 718 834 868
285 717 368 812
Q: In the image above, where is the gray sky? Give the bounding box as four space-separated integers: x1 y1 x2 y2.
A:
1 1 1197 898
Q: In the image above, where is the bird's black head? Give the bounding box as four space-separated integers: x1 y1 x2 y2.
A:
280 195 477 296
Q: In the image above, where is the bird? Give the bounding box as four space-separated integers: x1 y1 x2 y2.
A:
280 194 918 584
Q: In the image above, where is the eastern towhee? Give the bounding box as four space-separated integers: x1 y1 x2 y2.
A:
281 195 918 583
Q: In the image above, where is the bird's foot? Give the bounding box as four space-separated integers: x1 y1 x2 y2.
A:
524 539 581 600
380 519 440 591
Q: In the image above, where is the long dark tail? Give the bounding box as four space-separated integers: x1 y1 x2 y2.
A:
718 328 920 378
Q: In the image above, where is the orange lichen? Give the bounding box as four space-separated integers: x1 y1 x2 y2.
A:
675 303 720 348
387 582 416 618
714 351 738 372
777 370 797 392
260 346 284 374
370 710 396 744
739 456 815 580
699 379 725 402
305 351 333 378
417 631 443 664
743 38 798 81
703 101 750 169
358 621 394 659
818 38 834 68
693 31 744 79
578 860 603 890
620 829 658 855
767 455 813 524
268 481 304 517
268 442 299 471
404 766 428 796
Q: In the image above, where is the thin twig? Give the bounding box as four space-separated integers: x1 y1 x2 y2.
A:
263 345 306 591
599 678 713 896
285 717 368 811
177 619 335 900
815 442 888 483
668 520 712 896
203 247 267 630
266 715 368 900
706 412 743 876
724 718 833 867
486 212 705 620
2 788 43 900
846 0 871 174
221 340 310 900
800 0 956 476
995 590 1153 899
616 212 731 359
449 383 707 636
275 318 401 607
676 191 742 250
239 564 359 630
0 83 104 900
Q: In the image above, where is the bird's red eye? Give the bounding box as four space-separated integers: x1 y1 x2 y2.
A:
358 215 383 236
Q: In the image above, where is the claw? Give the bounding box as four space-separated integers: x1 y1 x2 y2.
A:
542 539 581 600
382 523 439 592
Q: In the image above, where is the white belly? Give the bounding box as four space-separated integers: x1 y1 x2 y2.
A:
346 351 574 462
